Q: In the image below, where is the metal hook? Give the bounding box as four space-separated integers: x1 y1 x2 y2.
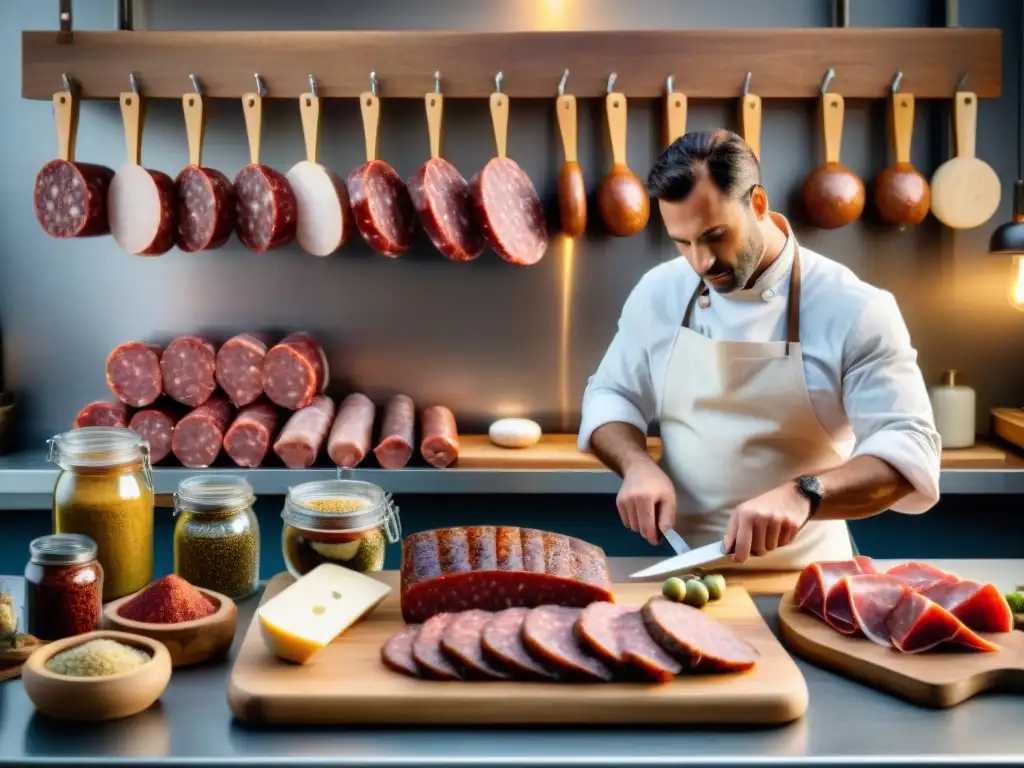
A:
253 73 267 97
955 72 968 91
890 71 903 94
820 68 835 95
434 71 441 94
308 74 318 98
369 71 378 97
558 69 569 96
607 72 617 94
495 71 503 93
666 74 674 94
743 72 752 97
128 72 139 94
189 73 202 95
62 73 74 93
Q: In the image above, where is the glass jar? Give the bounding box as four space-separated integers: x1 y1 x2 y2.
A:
25 533 104 641
281 480 400 578
48 427 154 601
174 475 260 600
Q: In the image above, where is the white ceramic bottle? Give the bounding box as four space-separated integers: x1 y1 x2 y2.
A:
929 370 976 449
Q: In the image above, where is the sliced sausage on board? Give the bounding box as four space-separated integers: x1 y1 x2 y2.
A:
327 393 376 468
273 394 335 469
215 332 270 408
420 405 459 469
171 397 234 468
106 342 163 408
381 625 422 678
440 609 509 680
522 605 612 682
223 400 282 468
160 335 218 408
129 401 183 464
412 613 462 681
641 597 760 672
576 601 635 666
616 609 683 682
74 401 130 429
262 332 329 411
374 394 415 469
481 608 558 680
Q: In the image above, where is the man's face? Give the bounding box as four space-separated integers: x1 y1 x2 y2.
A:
658 174 766 294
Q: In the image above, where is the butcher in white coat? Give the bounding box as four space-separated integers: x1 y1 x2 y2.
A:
579 130 941 569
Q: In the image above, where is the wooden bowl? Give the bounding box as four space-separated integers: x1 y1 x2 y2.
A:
102 587 238 668
22 630 171 721
0 634 45 666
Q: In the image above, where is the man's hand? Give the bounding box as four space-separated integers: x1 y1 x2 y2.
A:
724 482 811 563
617 462 677 546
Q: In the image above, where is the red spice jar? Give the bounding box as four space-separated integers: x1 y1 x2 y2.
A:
116 574 215 624
24 533 104 641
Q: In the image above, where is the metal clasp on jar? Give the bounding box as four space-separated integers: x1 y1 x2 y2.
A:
383 492 401 544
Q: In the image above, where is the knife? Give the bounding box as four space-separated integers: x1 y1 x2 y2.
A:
662 528 690 555
629 539 730 579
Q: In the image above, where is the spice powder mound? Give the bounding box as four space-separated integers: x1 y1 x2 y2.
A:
46 638 151 677
117 574 216 624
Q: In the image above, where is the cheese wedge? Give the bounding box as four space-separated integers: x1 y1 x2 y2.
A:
258 564 392 664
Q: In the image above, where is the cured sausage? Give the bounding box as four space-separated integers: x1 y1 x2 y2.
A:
233 164 297 252
381 625 421 678
160 335 218 408
215 332 269 408
128 402 182 464
576 602 634 666
400 526 613 624
616 609 683 682
327 393 376 468
171 397 233 468
273 395 335 469
35 160 114 238
374 394 415 469
522 606 612 682
262 332 329 411
347 161 416 256
108 165 177 256
641 598 760 672
74 401 130 429
223 401 282 468
470 158 548 266
481 608 558 680
411 613 462 680
439 610 508 680
420 405 459 468
288 162 353 257
175 166 235 251
106 342 163 408
408 158 483 262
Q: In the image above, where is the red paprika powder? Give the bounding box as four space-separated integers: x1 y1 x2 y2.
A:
25 534 104 641
117 574 215 624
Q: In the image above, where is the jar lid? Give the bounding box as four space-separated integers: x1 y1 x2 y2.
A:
282 479 401 542
175 474 255 515
29 533 98 565
47 427 150 470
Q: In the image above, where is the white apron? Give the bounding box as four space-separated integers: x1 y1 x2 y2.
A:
659 214 853 570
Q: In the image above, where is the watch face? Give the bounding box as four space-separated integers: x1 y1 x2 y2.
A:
798 475 824 504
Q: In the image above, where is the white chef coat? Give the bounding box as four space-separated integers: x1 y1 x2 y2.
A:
579 233 942 516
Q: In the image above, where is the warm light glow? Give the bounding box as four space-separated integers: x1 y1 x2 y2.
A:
1010 254 1024 312
557 235 576 433
536 0 572 30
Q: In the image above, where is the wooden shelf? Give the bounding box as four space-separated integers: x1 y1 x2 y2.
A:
22 29 1001 100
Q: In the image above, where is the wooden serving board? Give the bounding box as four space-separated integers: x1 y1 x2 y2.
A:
455 434 662 469
228 572 808 726
778 590 1024 708
992 408 1024 452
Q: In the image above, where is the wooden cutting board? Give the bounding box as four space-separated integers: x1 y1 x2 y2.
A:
778 590 1024 708
992 408 1024 452
228 572 807 726
455 434 662 469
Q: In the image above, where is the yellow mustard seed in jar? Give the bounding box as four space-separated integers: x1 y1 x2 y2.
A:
303 498 368 514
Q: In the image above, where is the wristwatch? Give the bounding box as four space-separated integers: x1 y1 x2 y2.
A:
794 475 825 518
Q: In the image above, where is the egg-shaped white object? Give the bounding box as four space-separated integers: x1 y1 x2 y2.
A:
488 418 542 448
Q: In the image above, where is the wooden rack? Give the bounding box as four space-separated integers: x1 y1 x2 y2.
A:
22 28 1001 100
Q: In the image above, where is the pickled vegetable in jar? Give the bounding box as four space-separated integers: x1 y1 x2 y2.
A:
49 427 154 601
25 533 103 641
281 480 400 578
174 475 260 600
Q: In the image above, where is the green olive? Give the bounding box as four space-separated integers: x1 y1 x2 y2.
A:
662 576 687 602
702 574 727 601
1005 591 1024 614
683 578 710 608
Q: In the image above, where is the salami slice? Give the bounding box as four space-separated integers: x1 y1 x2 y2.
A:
327 393 376 468
408 158 483 262
223 401 282 468
175 165 236 252
420 405 459 469
106 342 163 408
641 598 760 673
215 332 269 408
108 164 177 256
262 332 329 411
374 394 415 469
576 602 635 666
171 397 233 468
161 335 218 408
440 610 508 680
128 402 183 464
522 605 612 682
273 395 335 469
347 160 416 256
233 164 297 252
74 401 130 429
34 159 114 239
616 609 683 682
287 161 353 257
481 608 558 681
470 157 548 266
382 625 421 678
411 613 462 680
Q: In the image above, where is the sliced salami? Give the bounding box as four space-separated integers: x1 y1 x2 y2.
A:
106 342 163 408
522 605 612 682
34 159 114 239
216 332 269 408
440 610 508 680
233 164 297 252
470 157 548 266
420 404 459 469
327 393 376 468
481 608 558 681
74 401 130 429
616 609 683 682
262 332 329 411
408 158 483 262
108 164 177 256
412 613 462 680
347 160 416 256
171 397 233 468
161 335 218 408
381 625 421 678
641 598 760 673
287 161 353 257
273 395 335 469
576 602 635 666
223 401 281 468
128 402 183 464
175 165 236 251
374 394 415 469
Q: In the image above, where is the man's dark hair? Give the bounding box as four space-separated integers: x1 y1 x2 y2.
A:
646 129 761 203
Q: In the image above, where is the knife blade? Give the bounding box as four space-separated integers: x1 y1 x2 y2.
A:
662 528 690 555
628 539 729 579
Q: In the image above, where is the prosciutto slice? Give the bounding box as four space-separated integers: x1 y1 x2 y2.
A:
795 555 877 623
887 590 999 654
886 561 957 592
920 579 1014 633
846 574 912 646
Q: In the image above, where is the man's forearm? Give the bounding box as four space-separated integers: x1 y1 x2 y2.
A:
590 422 656 477
813 455 915 521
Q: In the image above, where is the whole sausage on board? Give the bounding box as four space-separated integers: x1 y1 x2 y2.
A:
34 80 114 239
223 400 281 468
374 394 415 469
407 78 484 262
273 394 336 469
262 332 329 411
327 393 376 468
420 405 459 468
106 341 163 408
129 401 183 464
74 401 130 429
176 83 236 252
108 77 177 256
234 81 297 252
215 332 270 408
160 335 218 408
347 78 416 256
171 397 234 468
470 79 548 266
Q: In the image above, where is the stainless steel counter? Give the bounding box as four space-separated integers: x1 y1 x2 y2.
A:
0 560 1022 767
